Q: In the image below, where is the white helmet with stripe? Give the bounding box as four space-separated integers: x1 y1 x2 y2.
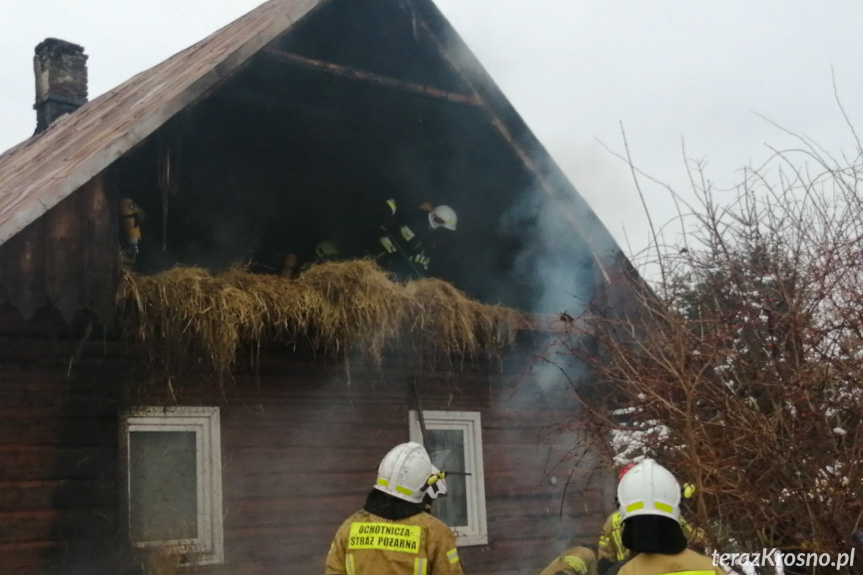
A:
374 442 435 504
429 205 457 231
617 458 681 522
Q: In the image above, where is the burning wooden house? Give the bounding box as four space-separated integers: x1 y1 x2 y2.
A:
0 0 634 573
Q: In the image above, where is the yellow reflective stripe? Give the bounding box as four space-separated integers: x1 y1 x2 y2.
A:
598 535 609 546
396 485 413 496
563 555 587 573
655 502 673 513
625 501 644 513
413 557 428 575
377 478 389 487
346 553 355 575
613 538 625 560
611 512 625 561
400 225 415 241
446 548 459 564
386 199 397 214
684 523 707 542
379 237 396 253
598 535 611 553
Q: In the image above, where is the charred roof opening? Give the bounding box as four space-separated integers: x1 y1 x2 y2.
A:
115 0 600 313
1 0 627 323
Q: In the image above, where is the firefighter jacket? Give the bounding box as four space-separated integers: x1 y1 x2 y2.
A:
538 545 598 575
325 509 464 575
606 549 725 575
377 199 438 274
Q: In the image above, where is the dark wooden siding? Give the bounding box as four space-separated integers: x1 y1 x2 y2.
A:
0 174 119 325
0 323 612 575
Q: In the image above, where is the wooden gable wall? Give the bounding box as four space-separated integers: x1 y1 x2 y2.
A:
0 314 610 574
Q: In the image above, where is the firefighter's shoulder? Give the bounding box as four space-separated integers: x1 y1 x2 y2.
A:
410 510 455 540
338 509 370 535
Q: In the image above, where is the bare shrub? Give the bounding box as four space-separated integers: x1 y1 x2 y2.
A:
572 126 863 574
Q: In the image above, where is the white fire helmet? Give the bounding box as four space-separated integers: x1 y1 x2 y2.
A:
428 205 457 231
374 442 436 504
617 458 681 522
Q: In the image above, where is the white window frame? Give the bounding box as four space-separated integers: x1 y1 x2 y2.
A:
408 410 488 546
121 406 224 566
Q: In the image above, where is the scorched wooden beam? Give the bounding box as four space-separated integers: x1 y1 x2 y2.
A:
262 48 481 106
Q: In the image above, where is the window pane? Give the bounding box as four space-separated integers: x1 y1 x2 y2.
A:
426 429 468 527
129 431 198 542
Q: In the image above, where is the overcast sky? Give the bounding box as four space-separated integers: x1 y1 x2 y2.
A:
2 0 862 264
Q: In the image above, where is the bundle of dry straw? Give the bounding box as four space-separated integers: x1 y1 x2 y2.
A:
117 260 527 379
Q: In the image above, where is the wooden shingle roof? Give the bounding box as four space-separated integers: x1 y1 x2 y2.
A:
0 0 326 246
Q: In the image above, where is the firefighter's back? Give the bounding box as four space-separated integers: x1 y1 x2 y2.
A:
325 442 464 575
327 508 462 575
616 549 722 575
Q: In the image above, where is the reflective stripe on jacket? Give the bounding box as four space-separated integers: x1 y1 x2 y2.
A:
538 545 598 575
598 512 629 564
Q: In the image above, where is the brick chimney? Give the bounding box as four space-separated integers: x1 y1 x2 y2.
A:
33 38 88 133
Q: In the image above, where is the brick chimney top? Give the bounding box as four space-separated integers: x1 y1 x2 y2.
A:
33 38 89 133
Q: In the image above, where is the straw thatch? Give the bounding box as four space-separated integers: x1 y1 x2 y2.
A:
117 259 527 380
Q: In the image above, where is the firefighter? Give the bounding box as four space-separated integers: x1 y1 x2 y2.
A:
598 465 705 574
677 484 708 551
539 545 598 575
603 459 723 575
325 442 465 575
282 240 340 278
119 197 144 266
376 199 457 278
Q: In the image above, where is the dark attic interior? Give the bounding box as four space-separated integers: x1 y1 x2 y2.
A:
115 0 600 314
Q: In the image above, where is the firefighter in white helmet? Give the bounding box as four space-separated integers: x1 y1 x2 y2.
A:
325 442 465 575
598 464 706 575
603 459 722 575
377 200 457 278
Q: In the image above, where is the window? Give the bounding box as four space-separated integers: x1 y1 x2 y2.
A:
121 407 224 565
408 411 488 546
